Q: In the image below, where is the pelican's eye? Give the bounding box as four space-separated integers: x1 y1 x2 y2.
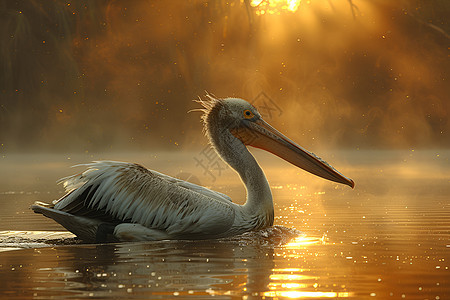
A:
243 109 254 119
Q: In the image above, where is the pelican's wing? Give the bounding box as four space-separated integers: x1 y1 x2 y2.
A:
53 161 235 237
150 170 232 203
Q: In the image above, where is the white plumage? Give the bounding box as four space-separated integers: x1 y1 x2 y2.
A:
32 95 353 242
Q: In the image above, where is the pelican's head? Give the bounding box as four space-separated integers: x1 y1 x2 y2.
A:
198 95 354 188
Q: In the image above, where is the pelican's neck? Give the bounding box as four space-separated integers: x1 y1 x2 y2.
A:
210 128 274 222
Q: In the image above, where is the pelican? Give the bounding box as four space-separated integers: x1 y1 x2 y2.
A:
32 95 354 242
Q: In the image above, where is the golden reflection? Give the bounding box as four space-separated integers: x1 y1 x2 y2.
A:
270 274 314 281
264 234 353 299
250 0 302 15
272 268 309 272
285 235 325 248
264 291 351 298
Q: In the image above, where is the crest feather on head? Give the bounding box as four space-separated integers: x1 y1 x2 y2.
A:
192 93 223 125
191 93 226 143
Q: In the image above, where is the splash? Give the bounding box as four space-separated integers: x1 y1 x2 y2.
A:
0 231 78 251
226 225 303 246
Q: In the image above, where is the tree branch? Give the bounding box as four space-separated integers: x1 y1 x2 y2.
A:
407 11 450 40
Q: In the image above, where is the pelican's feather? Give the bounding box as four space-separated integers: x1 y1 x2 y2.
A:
53 161 235 238
149 170 232 203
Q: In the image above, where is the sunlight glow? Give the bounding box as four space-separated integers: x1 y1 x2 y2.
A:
264 291 352 298
285 235 324 248
250 0 302 15
270 274 315 281
272 268 310 272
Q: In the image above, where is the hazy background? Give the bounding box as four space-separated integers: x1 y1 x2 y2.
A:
0 0 448 154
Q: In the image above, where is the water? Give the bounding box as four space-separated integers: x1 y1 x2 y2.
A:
0 150 449 299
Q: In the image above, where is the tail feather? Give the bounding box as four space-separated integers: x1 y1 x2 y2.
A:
31 203 103 242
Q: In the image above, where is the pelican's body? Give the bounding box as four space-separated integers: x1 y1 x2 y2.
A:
32 96 353 242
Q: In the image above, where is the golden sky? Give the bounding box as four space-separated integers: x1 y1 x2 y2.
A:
0 1 448 152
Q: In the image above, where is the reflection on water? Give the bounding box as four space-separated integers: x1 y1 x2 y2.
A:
0 150 449 298
0 229 289 298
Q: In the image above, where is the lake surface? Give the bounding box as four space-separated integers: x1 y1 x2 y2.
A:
0 150 449 299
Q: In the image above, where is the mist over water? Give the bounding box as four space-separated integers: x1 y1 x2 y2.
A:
1 3 449 298
0 1 448 153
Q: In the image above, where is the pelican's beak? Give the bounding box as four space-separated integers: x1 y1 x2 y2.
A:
231 119 354 188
